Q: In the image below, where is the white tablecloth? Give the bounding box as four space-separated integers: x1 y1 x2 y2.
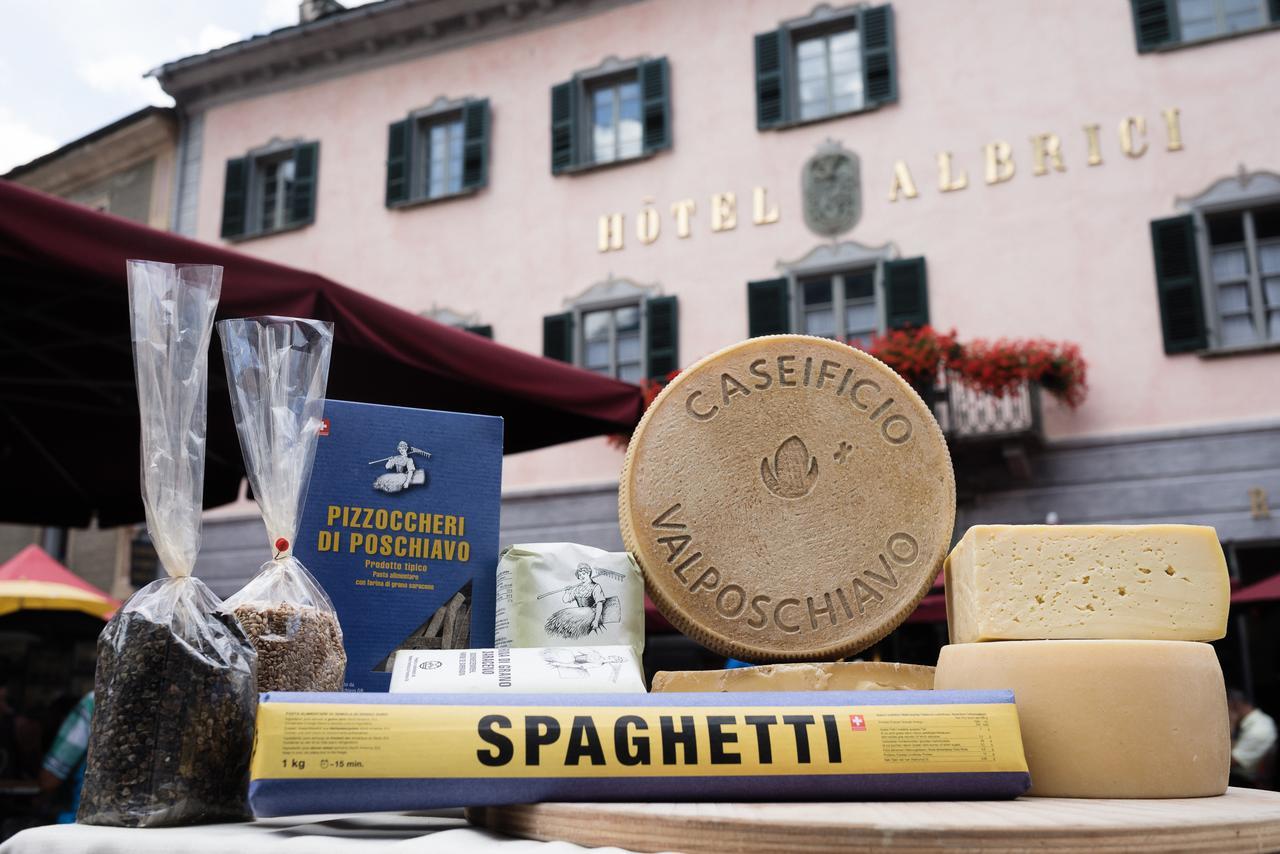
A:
0 809 646 854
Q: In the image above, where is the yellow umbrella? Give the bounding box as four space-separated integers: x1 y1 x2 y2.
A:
0 545 119 620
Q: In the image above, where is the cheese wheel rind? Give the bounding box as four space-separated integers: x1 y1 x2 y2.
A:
619 335 955 662
944 524 1230 643
934 639 1229 798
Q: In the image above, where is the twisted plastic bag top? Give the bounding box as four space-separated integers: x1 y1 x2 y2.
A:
127 261 222 579
217 317 333 559
225 555 337 612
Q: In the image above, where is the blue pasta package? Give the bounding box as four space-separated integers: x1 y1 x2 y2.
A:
293 399 503 692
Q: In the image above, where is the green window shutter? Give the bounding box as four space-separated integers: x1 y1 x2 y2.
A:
550 80 578 174
639 57 672 154
386 119 412 206
645 296 678 380
1150 215 1207 354
860 5 897 106
461 99 490 191
1270 0 1280 23
464 324 493 339
542 312 574 362
220 157 250 238
754 29 789 130
883 257 929 329
1131 0 1179 52
747 278 790 336
286 141 319 227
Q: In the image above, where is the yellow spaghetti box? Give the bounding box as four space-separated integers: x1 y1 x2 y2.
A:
249 690 1030 815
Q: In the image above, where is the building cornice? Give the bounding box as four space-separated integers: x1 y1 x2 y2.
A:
5 110 177 196
153 0 641 111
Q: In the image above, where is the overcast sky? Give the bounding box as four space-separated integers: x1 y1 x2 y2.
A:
0 0 377 174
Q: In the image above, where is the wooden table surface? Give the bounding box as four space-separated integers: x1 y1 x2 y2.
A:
468 787 1280 853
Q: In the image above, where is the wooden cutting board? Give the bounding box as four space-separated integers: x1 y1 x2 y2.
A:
468 788 1280 853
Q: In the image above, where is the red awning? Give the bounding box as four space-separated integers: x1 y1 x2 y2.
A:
0 181 645 527
0 544 120 619
1233 572 1280 604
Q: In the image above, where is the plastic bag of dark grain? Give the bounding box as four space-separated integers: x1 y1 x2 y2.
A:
218 317 346 693
79 261 257 827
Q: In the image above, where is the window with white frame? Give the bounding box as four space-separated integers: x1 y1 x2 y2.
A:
589 76 644 165
582 303 643 383
420 114 465 200
220 140 318 240
543 279 678 382
385 98 488 208
1176 0 1269 40
255 153 296 233
550 57 670 174
1205 205 1280 346
794 24 864 121
797 268 880 347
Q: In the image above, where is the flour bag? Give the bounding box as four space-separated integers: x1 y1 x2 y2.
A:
494 543 644 653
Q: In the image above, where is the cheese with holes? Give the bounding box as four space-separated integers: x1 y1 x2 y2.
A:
934 640 1229 798
651 661 934 693
944 524 1229 643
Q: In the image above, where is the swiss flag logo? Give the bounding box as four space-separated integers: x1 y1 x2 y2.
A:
849 714 866 731
318 418 330 437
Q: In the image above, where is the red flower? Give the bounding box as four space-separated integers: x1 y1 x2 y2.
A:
867 327 1087 409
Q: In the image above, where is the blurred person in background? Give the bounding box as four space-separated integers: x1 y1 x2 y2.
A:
1229 688 1277 789
35 692 92 823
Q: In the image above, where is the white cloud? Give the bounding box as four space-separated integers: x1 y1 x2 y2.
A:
260 0 384 33
260 0 302 31
195 24 244 54
78 53 172 107
0 107 59 175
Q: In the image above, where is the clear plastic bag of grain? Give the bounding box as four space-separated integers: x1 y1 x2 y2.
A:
79 261 257 827
218 316 345 693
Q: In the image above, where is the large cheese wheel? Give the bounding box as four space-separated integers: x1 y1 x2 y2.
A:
620 335 955 662
934 640 1229 798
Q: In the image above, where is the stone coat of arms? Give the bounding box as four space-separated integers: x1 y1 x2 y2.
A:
802 141 861 238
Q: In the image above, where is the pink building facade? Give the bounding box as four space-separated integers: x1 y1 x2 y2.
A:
155 0 1280 603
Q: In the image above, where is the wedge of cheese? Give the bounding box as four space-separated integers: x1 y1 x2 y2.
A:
651 661 934 693
935 640 1229 798
945 524 1229 643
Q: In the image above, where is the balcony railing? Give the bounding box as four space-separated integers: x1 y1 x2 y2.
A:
923 372 1042 443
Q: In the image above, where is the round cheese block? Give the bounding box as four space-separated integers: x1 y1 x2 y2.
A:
620 335 955 662
934 640 1230 798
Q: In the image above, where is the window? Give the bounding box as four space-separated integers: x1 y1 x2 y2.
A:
1179 0 1268 39
748 255 928 339
550 57 670 174
589 77 643 165
129 529 160 589
424 116 465 199
1150 172 1280 354
420 307 492 338
257 153 295 233
755 4 895 131
542 280 678 383
220 140 318 240
798 269 879 346
386 98 489 208
1206 206 1280 346
582 304 644 382
795 26 864 121
1132 0 1277 51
